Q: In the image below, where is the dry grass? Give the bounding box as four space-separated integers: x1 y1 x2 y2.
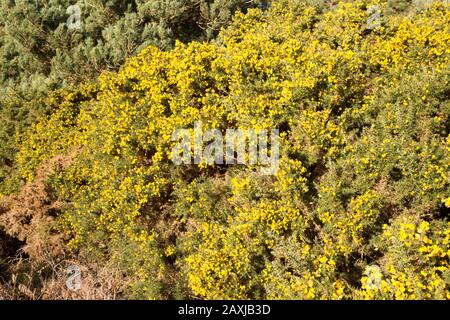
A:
0 256 131 300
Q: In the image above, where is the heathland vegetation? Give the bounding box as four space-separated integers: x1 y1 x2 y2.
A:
0 0 449 299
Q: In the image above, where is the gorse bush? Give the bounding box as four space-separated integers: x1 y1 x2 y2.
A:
1 0 449 299
0 0 262 195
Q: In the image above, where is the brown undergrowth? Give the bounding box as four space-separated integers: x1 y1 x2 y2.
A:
0 154 74 260
0 153 131 299
0 256 130 300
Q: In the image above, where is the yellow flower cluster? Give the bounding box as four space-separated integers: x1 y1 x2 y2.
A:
359 217 449 299
14 0 450 299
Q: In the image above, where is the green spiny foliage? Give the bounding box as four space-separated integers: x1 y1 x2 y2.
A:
0 0 263 195
5 0 449 299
